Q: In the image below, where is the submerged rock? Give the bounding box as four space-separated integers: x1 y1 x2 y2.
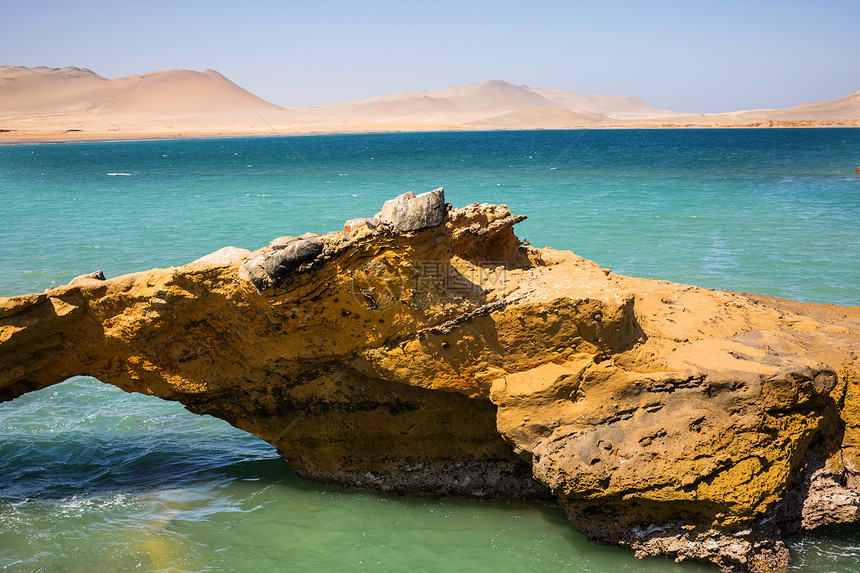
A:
1 190 858 572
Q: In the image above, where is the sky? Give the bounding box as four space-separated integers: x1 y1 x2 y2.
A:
3 0 859 113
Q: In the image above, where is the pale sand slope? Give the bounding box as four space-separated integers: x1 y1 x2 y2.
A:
286 80 678 123
462 106 614 129
0 66 288 138
627 89 860 127
529 87 679 118
0 66 280 116
1 67 858 141
734 88 860 121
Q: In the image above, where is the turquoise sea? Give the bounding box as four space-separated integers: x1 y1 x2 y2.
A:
1 129 859 572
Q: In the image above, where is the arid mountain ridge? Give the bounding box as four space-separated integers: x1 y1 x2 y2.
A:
1 66 858 140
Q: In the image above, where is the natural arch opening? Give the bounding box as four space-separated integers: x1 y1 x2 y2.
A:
0 376 283 501
0 376 610 573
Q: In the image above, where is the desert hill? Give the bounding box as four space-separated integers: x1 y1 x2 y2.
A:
733 88 860 121
0 66 857 141
329 80 556 121
462 106 612 129
0 66 280 118
529 87 677 118
317 80 676 122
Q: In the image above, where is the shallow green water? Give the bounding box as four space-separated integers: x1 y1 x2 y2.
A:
1 129 859 572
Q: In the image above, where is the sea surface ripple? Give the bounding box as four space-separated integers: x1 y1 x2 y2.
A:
1 129 858 572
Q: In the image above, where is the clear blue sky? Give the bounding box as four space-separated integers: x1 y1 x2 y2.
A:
3 0 858 113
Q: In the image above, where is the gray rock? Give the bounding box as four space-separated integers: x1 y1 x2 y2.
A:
70 270 105 284
263 237 324 285
270 236 298 249
191 246 251 266
243 254 270 290
375 188 447 232
343 217 384 235
271 233 322 250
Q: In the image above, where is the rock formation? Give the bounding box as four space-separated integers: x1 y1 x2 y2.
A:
1 190 858 572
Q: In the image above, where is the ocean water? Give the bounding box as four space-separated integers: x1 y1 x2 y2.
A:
1 129 859 572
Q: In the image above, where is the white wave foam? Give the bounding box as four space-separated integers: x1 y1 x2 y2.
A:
106 172 133 176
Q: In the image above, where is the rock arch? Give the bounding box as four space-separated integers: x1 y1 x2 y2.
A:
2 193 858 572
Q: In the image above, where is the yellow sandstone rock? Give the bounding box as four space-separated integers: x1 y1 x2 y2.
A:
1 190 857 572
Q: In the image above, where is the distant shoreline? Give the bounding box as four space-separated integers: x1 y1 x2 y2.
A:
2 122 859 145
3 69 857 144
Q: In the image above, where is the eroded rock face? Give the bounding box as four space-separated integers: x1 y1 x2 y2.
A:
1 192 858 572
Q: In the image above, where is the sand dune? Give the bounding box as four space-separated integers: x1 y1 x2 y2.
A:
463 106 612 129
0 66 106 115
329 80 561 121
733 88 860 121
529 87 678 118
0 66 857 142
318 80 677 122
0 66 280 119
